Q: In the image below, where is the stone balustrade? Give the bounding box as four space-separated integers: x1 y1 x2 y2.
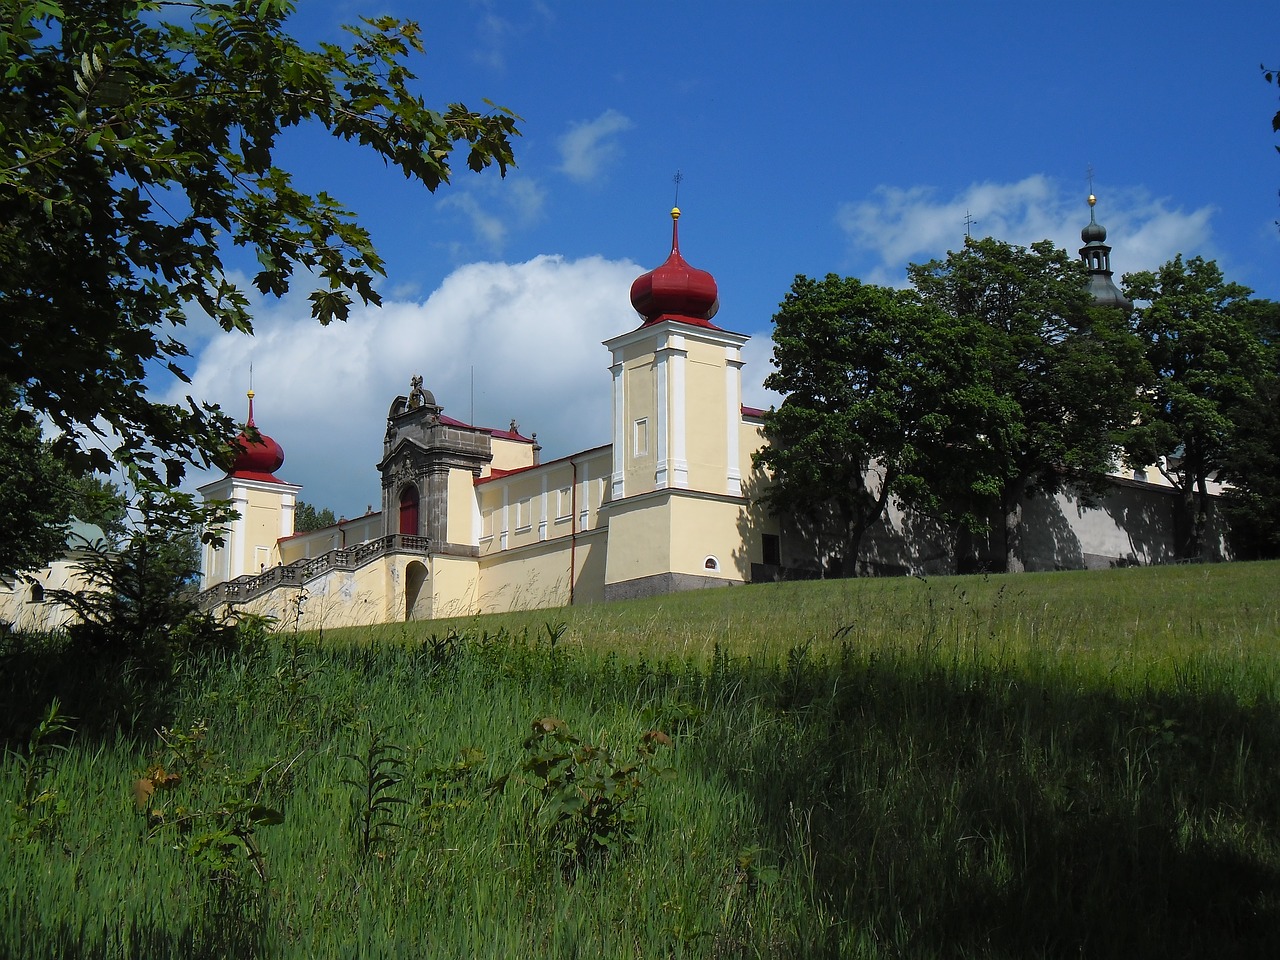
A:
196 534 431 609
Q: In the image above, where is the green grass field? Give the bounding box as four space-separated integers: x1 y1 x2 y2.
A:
3 562 1279 958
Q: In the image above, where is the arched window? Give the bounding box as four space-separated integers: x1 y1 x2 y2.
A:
399 486 420 537
703 556 720 572
29 582 44 603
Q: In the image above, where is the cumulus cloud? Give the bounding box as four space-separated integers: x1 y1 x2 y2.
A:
438 174 546 253
557 109 633 184
836 176 1218 287
172 255 643 516
740 335 782 413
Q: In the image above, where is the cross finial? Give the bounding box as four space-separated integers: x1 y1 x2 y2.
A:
1086 163 1095 196
964 210 977 239
672 170 683 207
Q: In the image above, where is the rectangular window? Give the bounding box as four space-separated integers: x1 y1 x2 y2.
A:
481 507 494 539
516 497 532 531
633 418 648 456
556 487 571 520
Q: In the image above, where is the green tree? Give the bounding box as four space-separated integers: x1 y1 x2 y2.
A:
1199 297 1279 561
48 473 235 657
66 473 130 544
0 381 75 576
294 500 337 533
909 238 1145 572
1 0 519 487
755 275 999 576
1122 257 1266 560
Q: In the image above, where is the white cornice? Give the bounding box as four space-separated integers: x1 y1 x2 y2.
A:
603 317 749 354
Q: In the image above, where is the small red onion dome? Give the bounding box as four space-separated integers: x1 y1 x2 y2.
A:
629 207 720 327
230 390 286 482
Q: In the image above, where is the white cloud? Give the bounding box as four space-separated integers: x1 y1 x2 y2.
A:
472 11 516 71
836 176 1218 286
740 335 782 413
438 174 545 254
438 192 509 250
172 255 643 516
557 110 633 184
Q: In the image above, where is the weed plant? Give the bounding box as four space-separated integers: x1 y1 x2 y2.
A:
2 562 1279 958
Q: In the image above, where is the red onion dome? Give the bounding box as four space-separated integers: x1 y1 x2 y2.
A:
230 391 286 482
629 207 720 327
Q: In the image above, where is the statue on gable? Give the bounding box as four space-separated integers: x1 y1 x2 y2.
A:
408 375 428 409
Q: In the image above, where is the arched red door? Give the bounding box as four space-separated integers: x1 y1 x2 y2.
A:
399 486 419 536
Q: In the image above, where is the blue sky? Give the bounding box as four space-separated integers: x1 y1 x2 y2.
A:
171 1 1280 517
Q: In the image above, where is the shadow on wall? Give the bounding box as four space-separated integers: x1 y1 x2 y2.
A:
1098 483 1176 566
733 469 774 583
1020 492 1086 571
863 506 955 577
1100 483 1231 564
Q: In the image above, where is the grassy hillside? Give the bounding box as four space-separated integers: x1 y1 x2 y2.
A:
3 562 1280 958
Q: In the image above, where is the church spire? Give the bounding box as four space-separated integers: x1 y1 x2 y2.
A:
1079 191 1131 311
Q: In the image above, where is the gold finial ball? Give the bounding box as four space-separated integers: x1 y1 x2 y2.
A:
247 389 255 399
671 206 681 220
1088 194 1097 207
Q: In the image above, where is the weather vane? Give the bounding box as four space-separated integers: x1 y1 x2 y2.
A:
672 170 683 207
964 210 977 239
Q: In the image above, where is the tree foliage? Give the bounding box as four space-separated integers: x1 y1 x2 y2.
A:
294 500 336 533
47 473 235 656
1 0 520 485
755 275 1001 575
909 238 1145 571
1122 257 1266 559
1212 300 1280 559
0 380 75 576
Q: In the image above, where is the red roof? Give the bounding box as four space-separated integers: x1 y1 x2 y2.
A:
438 413 534 444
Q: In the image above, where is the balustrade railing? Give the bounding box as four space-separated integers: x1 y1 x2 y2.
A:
196 534 431 609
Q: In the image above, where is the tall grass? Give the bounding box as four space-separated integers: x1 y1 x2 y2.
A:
3 562 1279 958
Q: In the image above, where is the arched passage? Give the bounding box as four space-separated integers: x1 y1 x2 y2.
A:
399 485 420 537
405 560 429 621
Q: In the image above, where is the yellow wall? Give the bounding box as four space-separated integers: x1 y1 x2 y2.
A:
684 339 730 493
487 436 537 474
603 493 673 586
476 537 573 614
475 449 612 558
430 554 480 619
668 494 751 581
571 528 608 604
447 468 476 545
621 343 658 495
0 555 99 633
